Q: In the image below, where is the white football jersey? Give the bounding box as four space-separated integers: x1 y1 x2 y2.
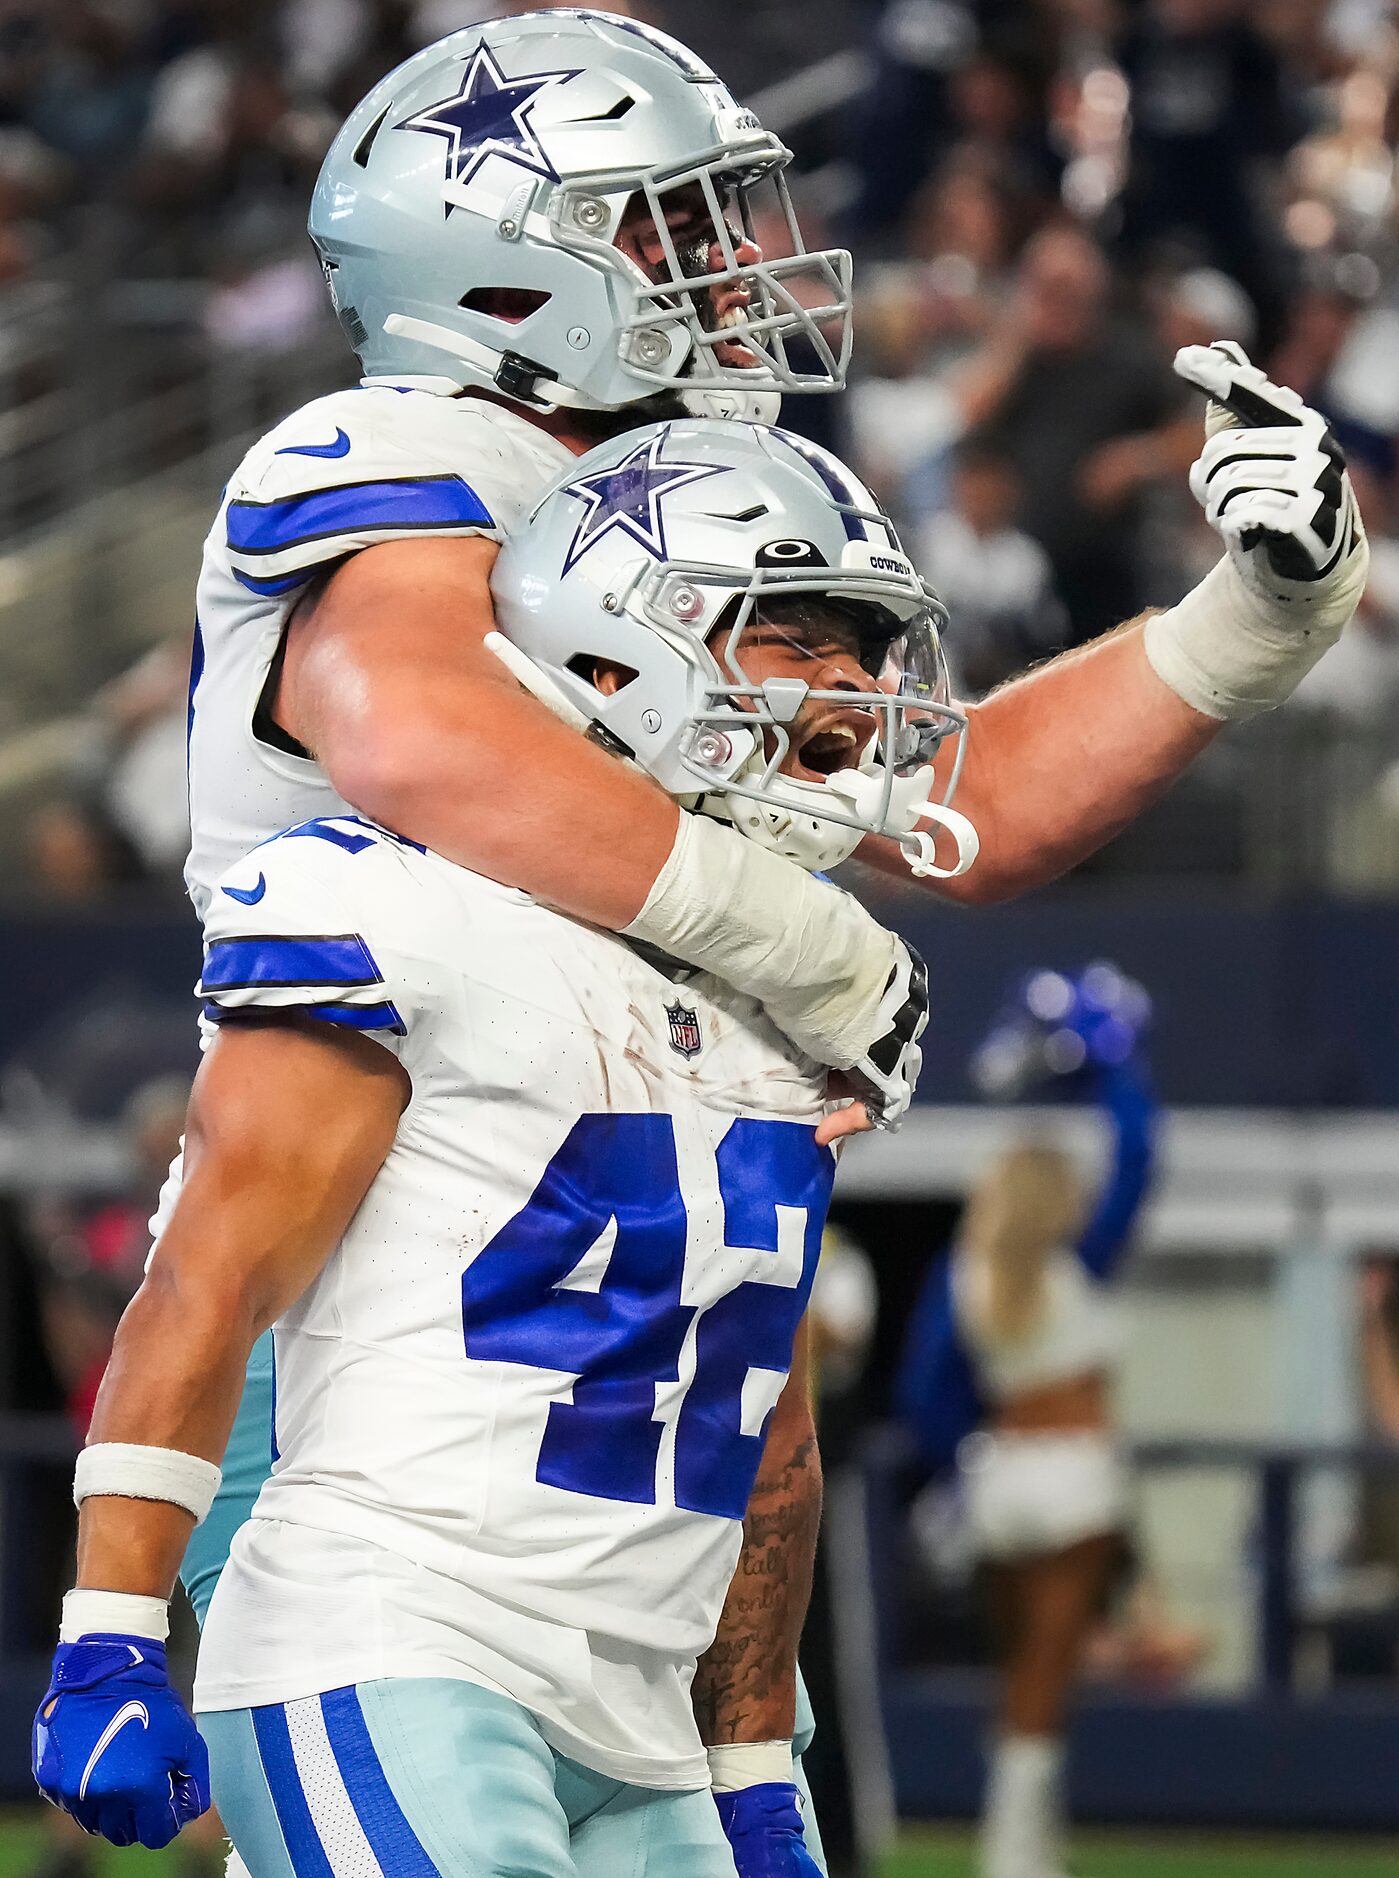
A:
189 817 833 1788
185 379 573 919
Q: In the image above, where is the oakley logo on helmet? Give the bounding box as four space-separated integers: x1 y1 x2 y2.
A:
397 41 581 192
561 433 726 573
756 539 825 568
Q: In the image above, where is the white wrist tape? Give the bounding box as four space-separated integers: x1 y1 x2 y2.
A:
707 1741 795 1792
74 1443 221 1525
61 1587 170 1643
1144 554 1347 722
623 812 897 1071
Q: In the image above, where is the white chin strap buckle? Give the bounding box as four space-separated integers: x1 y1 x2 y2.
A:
823 767 980 879
897 802 979 878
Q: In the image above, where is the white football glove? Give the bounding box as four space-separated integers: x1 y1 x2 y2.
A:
1144 340 1369 720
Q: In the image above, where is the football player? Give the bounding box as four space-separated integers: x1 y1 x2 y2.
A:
32 424 958 1876
175 17 925 1874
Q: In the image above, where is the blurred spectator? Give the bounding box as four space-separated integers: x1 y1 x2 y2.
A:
1269 264 1399 482
29 1071 190 1435
919 435 1067 696
1292 463 1399 731
25 797 143 902
1153 264 1257 358
904 150 1032 282
98 638 193 875
1358 1257 1399 1418
23 3 151 173
946 225 1192 641
21 637 192 901
1116 0 1305 343
842 0 1060 251
134 0 329 273
1285 65 1396 262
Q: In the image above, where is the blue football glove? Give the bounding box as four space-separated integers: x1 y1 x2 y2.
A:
714 1783 823 1877
33 1635 210 1848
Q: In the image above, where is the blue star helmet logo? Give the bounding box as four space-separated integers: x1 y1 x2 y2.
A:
561 435 728 574
398 40 581 193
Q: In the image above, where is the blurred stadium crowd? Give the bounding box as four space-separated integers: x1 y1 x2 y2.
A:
4 0 1399 900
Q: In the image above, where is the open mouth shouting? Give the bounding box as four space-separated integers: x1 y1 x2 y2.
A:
791 714 870 779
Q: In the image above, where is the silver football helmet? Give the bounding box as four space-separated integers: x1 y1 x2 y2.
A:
308 11 851 417
490 419 977 877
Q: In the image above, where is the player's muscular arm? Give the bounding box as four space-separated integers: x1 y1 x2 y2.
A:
75 1019 408 1600
692 1324 821 1744
859 621 1219 903
279 536 921 1123
278 536 681 929
868 345 1369 900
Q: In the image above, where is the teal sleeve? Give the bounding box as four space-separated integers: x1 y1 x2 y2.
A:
179 1333 276 1626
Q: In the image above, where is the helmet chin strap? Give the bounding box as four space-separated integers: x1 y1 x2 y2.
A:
383 314 783 420
679 385 783 423
484 631 592 728
707 761 979 879
383 313 603 412
820 766 980 879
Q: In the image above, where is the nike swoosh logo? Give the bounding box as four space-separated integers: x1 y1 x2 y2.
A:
79 1700 149 1801
276 428 350 460
223 873 267 905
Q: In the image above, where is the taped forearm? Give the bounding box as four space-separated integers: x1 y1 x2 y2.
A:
1143 556 1348 721
624 811 896 1068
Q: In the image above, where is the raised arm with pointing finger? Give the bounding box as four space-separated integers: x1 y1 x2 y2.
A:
859 341 1368 896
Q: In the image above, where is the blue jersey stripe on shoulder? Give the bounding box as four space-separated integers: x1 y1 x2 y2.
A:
272 816 426 856
281 820 378 855
202 996 405 1036
233 567 310 598
301 999 406 1035
319 1688 442 1877
226 476 493 557
202 934 383 992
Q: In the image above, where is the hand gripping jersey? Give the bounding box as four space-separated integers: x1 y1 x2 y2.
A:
188 818 834 1789
186 381 573 918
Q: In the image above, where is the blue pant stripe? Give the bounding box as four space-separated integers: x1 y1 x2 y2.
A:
319 1686 441 1877
251 1704 335 1878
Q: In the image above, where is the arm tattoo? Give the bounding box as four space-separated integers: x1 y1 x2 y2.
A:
691 1419 823 1745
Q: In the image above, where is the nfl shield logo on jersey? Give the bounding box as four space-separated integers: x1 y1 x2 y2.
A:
666 999 703 1059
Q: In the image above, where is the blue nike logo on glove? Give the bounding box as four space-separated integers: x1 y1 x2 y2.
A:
276 428 350 460
223 874 266 905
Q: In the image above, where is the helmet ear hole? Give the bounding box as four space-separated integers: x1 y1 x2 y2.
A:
567 654 639 696
461 288 552 322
